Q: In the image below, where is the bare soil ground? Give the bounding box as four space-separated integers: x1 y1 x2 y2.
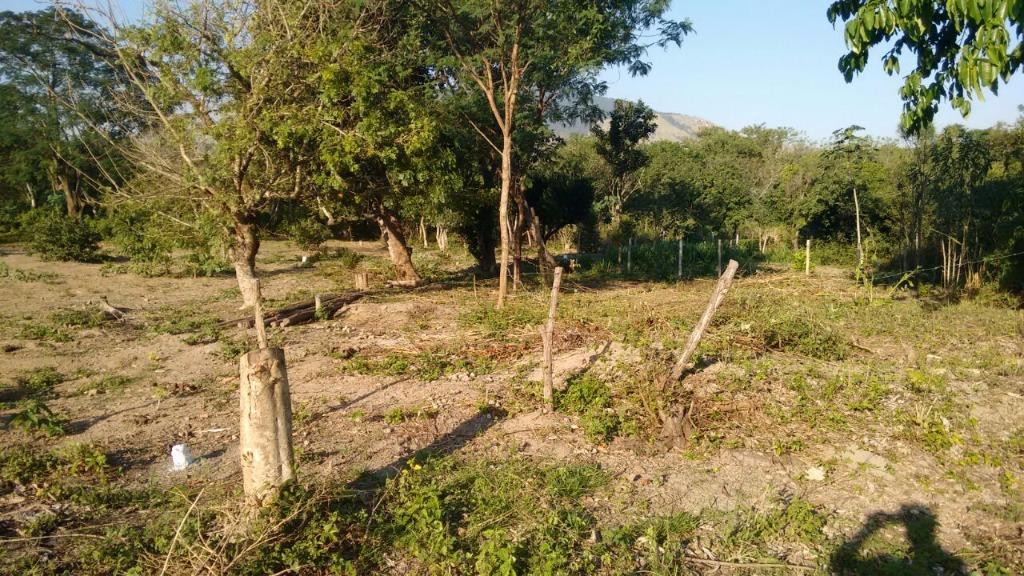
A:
1 240 1022 574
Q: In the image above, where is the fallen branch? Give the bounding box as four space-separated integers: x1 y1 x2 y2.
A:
221 292 365 329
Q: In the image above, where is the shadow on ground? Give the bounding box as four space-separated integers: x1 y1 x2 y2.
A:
830 504 965 575
349 406 505 492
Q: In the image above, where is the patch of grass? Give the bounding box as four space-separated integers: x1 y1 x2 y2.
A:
384 406 437 425
319 246 363 269
557 373 621 443
0 261 60 283
378 456 608 573
51 307 107 328
459 299 546 339
17 321 73 343
2 367 64 403
77 374 133 396
7 399 67 437
718 291 849 360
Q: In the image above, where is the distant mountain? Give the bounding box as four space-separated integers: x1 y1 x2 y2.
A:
552 96 716 142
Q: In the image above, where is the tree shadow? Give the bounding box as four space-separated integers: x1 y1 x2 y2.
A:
348 407 505 493
830 504 966 576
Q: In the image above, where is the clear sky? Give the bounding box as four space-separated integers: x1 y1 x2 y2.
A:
7 0 1022 141
600 1 1023 141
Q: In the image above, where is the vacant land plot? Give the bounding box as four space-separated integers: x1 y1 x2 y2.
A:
1 241 1021 575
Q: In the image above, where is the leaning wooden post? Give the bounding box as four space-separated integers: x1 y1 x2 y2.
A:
239 279 294 508
314 294 323 318
667 259 740 383
717 239 723 276
540 267 564 410
677 239 683 281
805 239 811 276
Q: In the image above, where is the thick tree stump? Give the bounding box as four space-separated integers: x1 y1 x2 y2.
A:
239 348 294 507
354 272 369 290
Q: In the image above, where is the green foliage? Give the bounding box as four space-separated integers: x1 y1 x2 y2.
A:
5 367 64 401
78 375 133 396
99 205 175 264
557 373 621 443
286 217 332 253
459 300 546 338
8 399 67 436
51 307 106 328
0 261 60 283
827 0 1024 134
20 209 101 262
720 292 849 360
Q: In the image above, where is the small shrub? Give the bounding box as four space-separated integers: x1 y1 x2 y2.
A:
8 399 67 436
720 292 848 360
320 247 364 269
20 209 101 262
287 218 332 254
51 307 106 328
9 367 64 399
100 206 175 264
557 373 621 443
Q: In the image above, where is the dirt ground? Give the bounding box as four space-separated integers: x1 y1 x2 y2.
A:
1 240 1022 574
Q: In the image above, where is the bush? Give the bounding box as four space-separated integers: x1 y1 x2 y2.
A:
20 209 100 262
286 218 332 253
99 206 174 263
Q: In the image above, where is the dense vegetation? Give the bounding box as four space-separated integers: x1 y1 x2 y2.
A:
0 2 1020 298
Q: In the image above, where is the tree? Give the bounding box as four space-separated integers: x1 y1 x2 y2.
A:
0 8 126 217
292 0 451 284
593 99 657 225
79 0 314 307
426 0 690 307
827 0 1024 134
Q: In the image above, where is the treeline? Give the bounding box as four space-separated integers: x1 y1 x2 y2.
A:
1 3 1022 300
559 110 1024 290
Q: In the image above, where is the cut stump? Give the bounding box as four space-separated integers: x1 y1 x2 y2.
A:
239 347 294 507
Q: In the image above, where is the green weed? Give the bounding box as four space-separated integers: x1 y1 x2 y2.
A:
8 399 67 436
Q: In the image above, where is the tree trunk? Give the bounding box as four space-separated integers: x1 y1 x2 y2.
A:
529 205 558 278
853 187 863 271
231 216 261 308
58 174 82 219
497 132 513 308
512 187 530 289
239 347 295 507
419 216 429 248
376 206 421 284
25 184 36 209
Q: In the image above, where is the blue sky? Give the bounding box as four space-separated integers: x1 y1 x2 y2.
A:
600 2 1023 141
8 0 1022 141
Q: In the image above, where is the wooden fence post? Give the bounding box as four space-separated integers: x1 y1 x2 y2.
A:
627 237 633 274
314 294 323 317
239 278 294 508
667 259 740 383
677 239 683 280
540 267 564 410
717 239 723 276
805 239 811 276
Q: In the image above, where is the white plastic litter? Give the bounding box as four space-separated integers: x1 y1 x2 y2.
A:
171 444 194 471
